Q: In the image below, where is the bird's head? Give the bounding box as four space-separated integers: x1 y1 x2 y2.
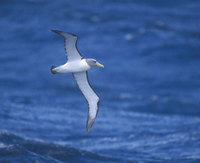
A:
86 59 104 68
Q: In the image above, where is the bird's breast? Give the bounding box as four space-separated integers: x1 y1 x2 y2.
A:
64 60 90 73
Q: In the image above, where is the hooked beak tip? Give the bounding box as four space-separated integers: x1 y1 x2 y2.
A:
96 62 104 68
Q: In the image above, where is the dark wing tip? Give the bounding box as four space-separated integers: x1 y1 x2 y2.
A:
51 29 62 33
51 29 77 38
51 29 60 33
86 117 95 133
51 29 64 36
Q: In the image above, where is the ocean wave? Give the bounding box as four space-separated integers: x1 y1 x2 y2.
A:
0 131 119 163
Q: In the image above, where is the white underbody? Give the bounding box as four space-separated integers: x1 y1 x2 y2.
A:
54 59 91 73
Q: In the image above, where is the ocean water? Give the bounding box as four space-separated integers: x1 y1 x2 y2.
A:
0 0 200 162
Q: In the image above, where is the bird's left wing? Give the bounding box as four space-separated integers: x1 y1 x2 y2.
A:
72 71 99 132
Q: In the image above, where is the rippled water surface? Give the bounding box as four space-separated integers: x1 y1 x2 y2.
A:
0 0 200 162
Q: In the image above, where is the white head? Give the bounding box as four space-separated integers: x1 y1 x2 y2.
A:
86 58 104 68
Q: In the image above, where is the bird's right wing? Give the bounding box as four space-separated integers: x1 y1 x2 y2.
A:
51 30 83 61
72 71 99 132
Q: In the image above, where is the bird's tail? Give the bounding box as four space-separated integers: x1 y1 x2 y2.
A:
50 65 59 74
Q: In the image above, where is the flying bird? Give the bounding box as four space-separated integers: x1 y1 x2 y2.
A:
50 30 104 132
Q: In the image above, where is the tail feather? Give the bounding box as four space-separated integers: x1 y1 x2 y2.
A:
50 66 58 74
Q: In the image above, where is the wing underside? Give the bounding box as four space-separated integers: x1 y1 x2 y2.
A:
51 30 82 61
72 71 99 132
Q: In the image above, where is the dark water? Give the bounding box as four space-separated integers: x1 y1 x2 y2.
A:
0 0 200 162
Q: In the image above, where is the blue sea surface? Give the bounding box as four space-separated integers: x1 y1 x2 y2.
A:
0 0 200 162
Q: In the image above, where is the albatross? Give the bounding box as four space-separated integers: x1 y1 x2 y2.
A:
50 30 104 132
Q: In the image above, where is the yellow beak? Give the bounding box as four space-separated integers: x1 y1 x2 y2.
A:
96 61 104 68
